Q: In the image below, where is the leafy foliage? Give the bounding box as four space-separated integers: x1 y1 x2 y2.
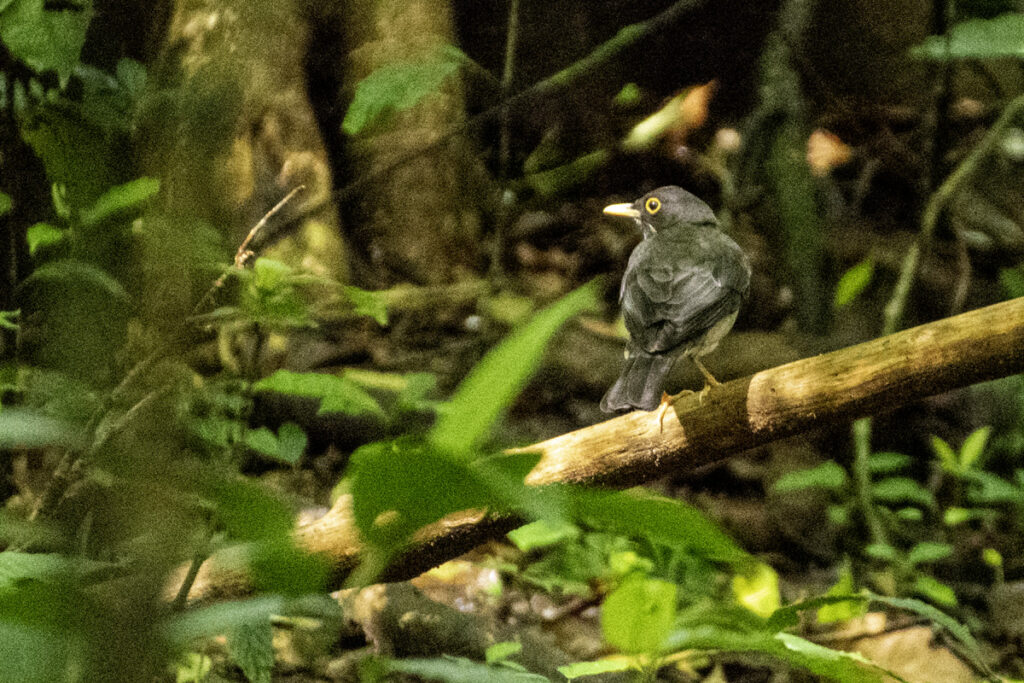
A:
912 12 1024 60
343 44 473 135
0 0 94 85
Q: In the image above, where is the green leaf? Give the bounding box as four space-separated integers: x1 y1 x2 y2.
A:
429 280 599 458
866 451 911 474
24 260 130 305
26 222 63 255
1000 266 1024 298
602 575 677 654
558 658 635 679
958 425 991 472
226 619 273 683
942 506 995 526
871 477 935 508
817 562 867 624
0 309 17 332
343 44 470 135
243 427 279 457
767 594 869 631
773 461 847 493
507 518 579 552
864 592 989 675
343 286 388 326
930 435 959 474
863 543 899 562
253 370 384 418
895 507 923 522
275 422 307 464
911 13 1024 60
964 469 1022 505
732 562 781 618
79 176 159 226
163 596 285 646
383 656 549 683
905 541 953 566
665 627 893 683
0 191 11 216
0 0 94 85
833 257 874 308
572 488 750 564
204 477 294 542
911 574 957 607
0 408 84 448
484 641 521 665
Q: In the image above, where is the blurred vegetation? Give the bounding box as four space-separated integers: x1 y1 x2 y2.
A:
1 0 1024 681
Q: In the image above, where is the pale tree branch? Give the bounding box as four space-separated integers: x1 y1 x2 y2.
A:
181 296 1024 603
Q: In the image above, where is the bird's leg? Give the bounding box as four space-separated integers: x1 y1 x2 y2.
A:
692 357 721 404
655 390 693 433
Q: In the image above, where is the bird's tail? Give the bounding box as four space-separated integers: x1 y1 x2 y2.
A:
600 352 676 413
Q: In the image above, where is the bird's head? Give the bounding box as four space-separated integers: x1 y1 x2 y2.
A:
603 186 717 239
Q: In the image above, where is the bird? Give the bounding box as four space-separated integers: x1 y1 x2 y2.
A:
600 186 751 414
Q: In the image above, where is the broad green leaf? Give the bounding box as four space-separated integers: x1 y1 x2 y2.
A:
507 518 579 552
866 451 911 474
79 176 159 226
863 543 899 562
343 44 470 135
818 562 867 624
343 286 388 326
26 222 62 255
0 191 10 216
982 547 1003 569
203 477 293 542
665 626 893 683
248 538 330 598
24 260 130 305
958 426 991 472
253 370 383 418
429 280 599 458
175 653 212 683
773 461 847 492
767 593 869 631
602 575 677 654
911 13 1024 60
871 477 935 508
906 541 953 566
0 0 94 85
930 435 958 474
276 422 307 464
833 257 874 308
0 408 84 448
912 574 957 607
572 488 750 564
559 658 635 679
163 596 284 646
733 562 780 618
226 619 273 683
484 641 522 664
942 506 995 526
243 427 279 458
964 469 1022 505
384 657 549 683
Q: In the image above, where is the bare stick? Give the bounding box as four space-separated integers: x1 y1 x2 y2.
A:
192 185 306 315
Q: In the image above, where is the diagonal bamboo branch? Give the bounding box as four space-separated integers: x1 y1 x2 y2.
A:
184 296 1024 603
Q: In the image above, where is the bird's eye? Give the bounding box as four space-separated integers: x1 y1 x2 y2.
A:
645 197 661 214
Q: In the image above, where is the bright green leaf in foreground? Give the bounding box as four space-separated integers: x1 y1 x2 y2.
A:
911 13 1024 60
253 370 383 418
429 280 599 458
383 656 549 683
79 176 159 226
602 574 677 654
26 222 63 255
559 658 635 679
343 44 470 135
732 562 781 618
0 0 95 85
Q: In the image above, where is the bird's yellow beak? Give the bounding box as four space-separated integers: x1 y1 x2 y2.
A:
603 202 641 219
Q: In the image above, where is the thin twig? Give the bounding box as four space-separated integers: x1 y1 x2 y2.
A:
192 185 306 315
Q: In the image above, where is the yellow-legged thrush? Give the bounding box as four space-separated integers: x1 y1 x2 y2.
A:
600 186 751 413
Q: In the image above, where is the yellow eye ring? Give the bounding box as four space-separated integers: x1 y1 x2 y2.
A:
645 197 661 214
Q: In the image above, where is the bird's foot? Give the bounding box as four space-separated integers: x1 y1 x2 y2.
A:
655 390 693 433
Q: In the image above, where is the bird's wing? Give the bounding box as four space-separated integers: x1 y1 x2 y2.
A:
622 233 748 354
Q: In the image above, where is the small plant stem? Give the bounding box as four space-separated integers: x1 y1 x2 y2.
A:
490 0 521 284
173 548 208 611
852 417 887 546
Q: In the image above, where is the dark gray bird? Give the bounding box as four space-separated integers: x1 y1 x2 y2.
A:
600 186 751 413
